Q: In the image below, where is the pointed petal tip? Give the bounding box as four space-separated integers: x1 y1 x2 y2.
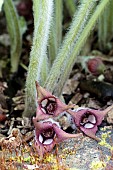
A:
53 123 82 142
103 104 113 115
35 81 41 99
82 129 100 141
85 133 100 141
35 81 40 90
35 81 39 86
91 135 100 141
66 103 75 110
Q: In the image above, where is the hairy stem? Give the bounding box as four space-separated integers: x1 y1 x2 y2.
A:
49 0 63 65
40 55 49 86
45 0 95 94
55 0 110 96
55 0 63 50
98 1 113 50
23 0 53 117
65 0 76 17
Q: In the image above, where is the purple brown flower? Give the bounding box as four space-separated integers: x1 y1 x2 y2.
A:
35 81 74 120
33 117 82 156
67 105 113 140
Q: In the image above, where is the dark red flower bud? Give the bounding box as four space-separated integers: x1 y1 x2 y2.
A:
16 0 33 20
0 105 8 122
0 113 6 122
87 57 106 76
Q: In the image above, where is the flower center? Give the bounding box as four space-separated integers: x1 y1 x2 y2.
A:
80 112 96 129
39 127 55 145
41 97 57 115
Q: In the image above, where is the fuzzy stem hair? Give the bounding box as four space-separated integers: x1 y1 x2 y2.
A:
23 0 53 117
53 0 110 96
49 0 63 65
98 0 113 50
44 0 95 94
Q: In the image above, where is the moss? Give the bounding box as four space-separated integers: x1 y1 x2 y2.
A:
90 161 106 170
98 131 113 150
44 154 57 163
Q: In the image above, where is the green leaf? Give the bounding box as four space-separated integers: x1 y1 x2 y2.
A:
19 16 27 36
4 0 22 73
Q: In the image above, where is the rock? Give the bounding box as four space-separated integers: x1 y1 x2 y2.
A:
58 126 113 170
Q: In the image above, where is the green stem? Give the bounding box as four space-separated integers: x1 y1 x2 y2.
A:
44 0 95 94
49 0 63 65
64 0 76 17
4 0 22 73
40 55 49 85
55 0 63 50
54 0 110 96
23 0 53 117
98 0 113 50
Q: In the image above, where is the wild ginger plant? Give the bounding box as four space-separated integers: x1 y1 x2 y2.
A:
23 0 110 117
1 0 113 167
